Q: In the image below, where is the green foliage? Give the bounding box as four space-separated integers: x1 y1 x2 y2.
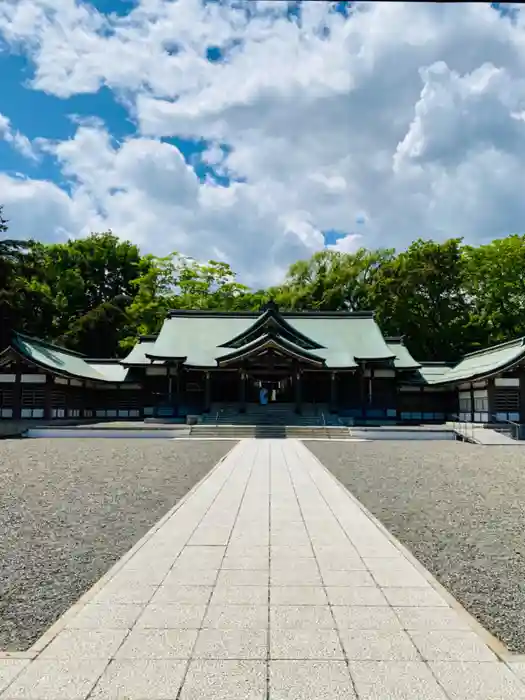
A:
2 203 525 361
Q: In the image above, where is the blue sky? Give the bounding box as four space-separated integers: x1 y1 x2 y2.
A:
0 1 523 284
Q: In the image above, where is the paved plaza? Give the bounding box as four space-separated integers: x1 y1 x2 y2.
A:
1 439 525 699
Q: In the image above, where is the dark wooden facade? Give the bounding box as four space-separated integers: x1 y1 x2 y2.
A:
0 353 458 424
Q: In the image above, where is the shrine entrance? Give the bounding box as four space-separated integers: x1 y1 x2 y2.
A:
246 373 294 404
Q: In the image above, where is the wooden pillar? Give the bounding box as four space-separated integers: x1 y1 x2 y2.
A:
295 369 302 414
44 375 53 421
204 371 211 413
13 364 22 421
330 372 337 413
239 370 246 412
359 365 366 420
469 383 475 423
487 377 496 423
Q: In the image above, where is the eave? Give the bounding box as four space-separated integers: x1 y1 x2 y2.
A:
216 334 325 368
219 309 323 350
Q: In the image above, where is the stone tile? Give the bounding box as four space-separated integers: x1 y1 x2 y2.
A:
409 630 497 661
2 658 108 700
270 605 334 629
203 605 268 629
211 586 269 606
225 544 269 557
510 662 525 683
269 660 357 699
325 587 388 607
216 570 269 587
271 545 314 559
90 659 187 699
0 660 29 695
106 567 168 587
365 559 429 588
382 587 448 608
430 661 525 699
176 546 226 569
222 555 269 570
340 630 419 661
188 529 232 546
333 606 402 631
92 583 157 606
271 569 322 586
271 559 319 575
39 629 128 660
163 568 218 586
115 629 198 659
270 586 327 606
150 585 213 605
316 556 367 571
394 606 472 631
270 629 344 660
349 660 448 699
193 629 267 659
179 660 266 700
321 570 376 587
66 604 143 630
136 604 207 629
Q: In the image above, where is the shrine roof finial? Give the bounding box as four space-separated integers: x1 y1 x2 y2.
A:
261 298 278 313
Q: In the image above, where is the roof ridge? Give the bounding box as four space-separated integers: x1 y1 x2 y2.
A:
167 309 375 318
462 336 525 359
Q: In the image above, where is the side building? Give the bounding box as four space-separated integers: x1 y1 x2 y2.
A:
0 304 523 425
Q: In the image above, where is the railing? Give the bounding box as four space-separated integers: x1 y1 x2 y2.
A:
451 415 476 443
215 408 222 427
490 414 524 441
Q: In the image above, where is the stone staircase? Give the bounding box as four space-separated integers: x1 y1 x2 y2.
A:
189 424 352 439
207 402 325 426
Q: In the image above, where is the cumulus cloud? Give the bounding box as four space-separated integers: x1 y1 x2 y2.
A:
0 1 525 284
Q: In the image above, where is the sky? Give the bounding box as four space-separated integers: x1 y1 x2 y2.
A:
0 1 524 287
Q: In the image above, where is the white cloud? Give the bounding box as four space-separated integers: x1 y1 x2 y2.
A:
0 112 38 160
1 1 525 284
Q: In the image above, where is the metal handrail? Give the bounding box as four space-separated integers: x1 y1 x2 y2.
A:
321 411 326 427
490 413 523 441
215 408 222 427
450 414 475 443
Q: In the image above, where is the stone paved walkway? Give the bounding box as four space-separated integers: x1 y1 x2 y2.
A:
2 439 525 699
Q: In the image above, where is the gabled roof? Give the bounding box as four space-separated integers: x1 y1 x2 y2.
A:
8 333 130 383
221 307 322 350
429 337 525 385
146 309 395 368
216 333 325 367
385 339 421 370
120 338 158 366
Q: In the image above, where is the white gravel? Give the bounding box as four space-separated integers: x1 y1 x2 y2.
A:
307 440 525 653
0 438 235 651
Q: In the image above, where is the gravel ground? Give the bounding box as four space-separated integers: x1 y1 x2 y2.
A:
0 438 235 651
307 440 525 653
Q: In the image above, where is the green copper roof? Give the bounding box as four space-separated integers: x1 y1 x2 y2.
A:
12 333 123 382
429 337 525 385
88 362 129 382
120 339 158 366
148 310 394 368
385 340 421 370
216 333 325 367
223 309 322 350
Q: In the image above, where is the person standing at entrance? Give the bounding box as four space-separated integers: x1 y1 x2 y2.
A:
259 386 268 405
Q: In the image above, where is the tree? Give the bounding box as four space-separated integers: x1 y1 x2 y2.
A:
276 248 395 311
369 239 473 360
42 232 149 336
58 296 132 357
463 235 525 346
